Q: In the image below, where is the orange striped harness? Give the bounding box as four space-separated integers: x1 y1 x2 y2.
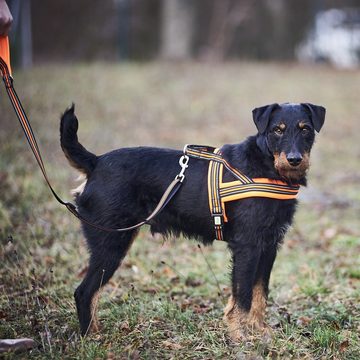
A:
185 145 300 241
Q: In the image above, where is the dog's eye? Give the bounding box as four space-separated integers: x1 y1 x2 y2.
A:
301 126 310 134
274 127 283 136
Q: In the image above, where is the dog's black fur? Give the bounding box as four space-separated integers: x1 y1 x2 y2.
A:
60 102 325 338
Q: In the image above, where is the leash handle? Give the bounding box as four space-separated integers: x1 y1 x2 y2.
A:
0 36 11 75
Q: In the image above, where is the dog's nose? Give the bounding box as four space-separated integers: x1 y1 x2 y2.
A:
286 153 302 167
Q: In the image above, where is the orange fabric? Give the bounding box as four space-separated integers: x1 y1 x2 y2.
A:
218 177 298 222
220 180 298 192
0 36 11 75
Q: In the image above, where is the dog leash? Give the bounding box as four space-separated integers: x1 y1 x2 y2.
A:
0 36 187 233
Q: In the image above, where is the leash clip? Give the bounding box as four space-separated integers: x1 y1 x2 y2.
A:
175 154 189 183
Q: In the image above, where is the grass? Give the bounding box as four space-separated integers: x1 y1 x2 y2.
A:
0 61 359 359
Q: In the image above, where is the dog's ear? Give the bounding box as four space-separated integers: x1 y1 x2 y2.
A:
252 103 280 134
301 103 326 132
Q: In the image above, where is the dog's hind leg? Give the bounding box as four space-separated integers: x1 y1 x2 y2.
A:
75 230 138 336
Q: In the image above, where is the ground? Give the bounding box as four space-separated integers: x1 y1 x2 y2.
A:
0 62 359 359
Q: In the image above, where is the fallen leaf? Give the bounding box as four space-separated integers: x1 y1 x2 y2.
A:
339 340 349 353
162 267 175 277
162 340 182 350
0 310 7 320
143 287 157 294
296 316 312 326
120 321 130 331
107 351 115 359
185 277 203 287
193 303 212 314
44 256 55 265
170 276 180 284
322 227 338 241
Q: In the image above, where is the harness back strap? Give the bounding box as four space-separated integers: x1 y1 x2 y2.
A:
185 145 300 241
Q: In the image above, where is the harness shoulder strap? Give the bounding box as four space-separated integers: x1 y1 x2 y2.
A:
207 148 224 241
185 144 253 184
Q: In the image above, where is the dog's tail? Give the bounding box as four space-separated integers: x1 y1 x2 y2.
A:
60 104 98 176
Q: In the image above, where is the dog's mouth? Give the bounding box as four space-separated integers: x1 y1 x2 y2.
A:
273 152 310 182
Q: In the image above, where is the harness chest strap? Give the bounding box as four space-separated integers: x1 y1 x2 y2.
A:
185 145 300 241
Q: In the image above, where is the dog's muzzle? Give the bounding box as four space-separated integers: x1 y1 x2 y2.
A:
274 152 310 181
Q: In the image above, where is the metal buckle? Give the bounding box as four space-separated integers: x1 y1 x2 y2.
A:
175 154 190 182
212 213 223 226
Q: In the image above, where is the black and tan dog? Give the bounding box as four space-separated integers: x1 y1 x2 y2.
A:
60 102 325 340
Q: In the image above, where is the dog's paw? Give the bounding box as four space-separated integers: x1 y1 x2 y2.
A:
227 327 248 343
224 318 273 343
223 296 248 342
223 296 272 343
259 324 273 343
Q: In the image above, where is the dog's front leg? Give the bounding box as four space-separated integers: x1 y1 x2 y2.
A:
224 242 264 342
250 242 278 333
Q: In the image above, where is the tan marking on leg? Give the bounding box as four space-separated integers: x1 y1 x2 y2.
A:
249 283 273 337
223 296 248 342
84 290 101 335
248 282 267 329
224 284 272 342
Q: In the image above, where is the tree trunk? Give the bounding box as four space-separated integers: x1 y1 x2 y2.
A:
160 0 194 59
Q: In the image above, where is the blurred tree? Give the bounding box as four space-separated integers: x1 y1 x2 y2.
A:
116 0 130 60
32 0 118 62
25 0 360 63
160 0 194 59
262 0 313 60
9 0 33 68
129 0 161 60
196 0 253 61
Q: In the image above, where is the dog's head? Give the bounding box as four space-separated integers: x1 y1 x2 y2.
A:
253 103 325 182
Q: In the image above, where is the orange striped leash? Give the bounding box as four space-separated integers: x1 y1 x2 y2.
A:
0 36 72 209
